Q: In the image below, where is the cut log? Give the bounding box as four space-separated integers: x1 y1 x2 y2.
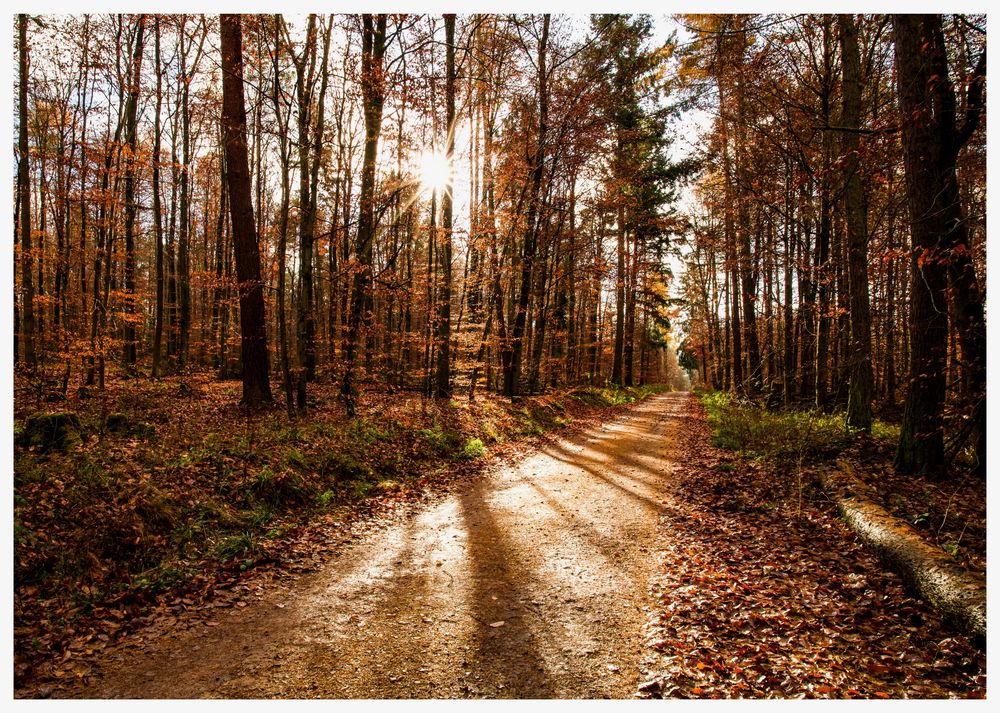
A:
820 462 985 645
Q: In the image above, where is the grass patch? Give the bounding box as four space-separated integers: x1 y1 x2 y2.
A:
700 390 850 463
417 423 461 456
569 384 665 408
213 531 259 564
872 419 901 445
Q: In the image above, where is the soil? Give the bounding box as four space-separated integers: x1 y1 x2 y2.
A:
56 392 687 698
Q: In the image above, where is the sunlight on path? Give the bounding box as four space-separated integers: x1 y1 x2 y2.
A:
79 393 688 699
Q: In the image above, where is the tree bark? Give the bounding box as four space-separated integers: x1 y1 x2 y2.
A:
152 18 166 378
839 14 873 432
220 13 273 407
505 14 549 398
122 16 145 367
18 14 36 369
435 14 456 398
342 14 387 413
891 14 986 475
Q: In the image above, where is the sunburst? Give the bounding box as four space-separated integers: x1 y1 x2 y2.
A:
416 149 451 195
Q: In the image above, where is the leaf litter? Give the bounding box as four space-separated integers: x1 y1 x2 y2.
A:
637 397 985 699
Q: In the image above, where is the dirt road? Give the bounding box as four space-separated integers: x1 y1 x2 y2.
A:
74 392 685 698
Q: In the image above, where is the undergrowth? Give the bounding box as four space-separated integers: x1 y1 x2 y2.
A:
14 379 663 627
569 383 666 408
699 390 898 465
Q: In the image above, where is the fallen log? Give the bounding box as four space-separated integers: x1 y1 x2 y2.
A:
820 461 986 646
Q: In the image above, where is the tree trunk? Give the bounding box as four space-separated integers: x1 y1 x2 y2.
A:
435 14 456 398
18 14 36 369
342 14 387 413
220 13 272 407
122 16 145 368
839 14 874 432
505 14 549 398
152 18 166 378
891 14 985 475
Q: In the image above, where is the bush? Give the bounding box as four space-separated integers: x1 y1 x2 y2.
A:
461 437 486 460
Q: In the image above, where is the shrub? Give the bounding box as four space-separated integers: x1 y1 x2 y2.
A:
461 437 486 460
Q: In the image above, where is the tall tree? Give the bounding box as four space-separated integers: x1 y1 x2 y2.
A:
18 14 36 369
435 14 456 398
121 15 145 367
892 14 986 475
838 13 873 432
342 13 388 413
151 18 166 377
288 13 319 411
220 13 273 407
504 13 549 397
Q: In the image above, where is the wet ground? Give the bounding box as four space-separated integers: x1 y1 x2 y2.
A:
70 392 686 698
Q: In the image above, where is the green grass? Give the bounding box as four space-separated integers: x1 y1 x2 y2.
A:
700 390 850 462
872 419 901 445
569 384 665 408
416 423 461 456
213 531 259 564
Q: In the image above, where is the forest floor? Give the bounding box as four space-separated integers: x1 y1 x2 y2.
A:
16 391 985 699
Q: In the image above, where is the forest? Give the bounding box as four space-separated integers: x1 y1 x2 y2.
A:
13 13 691 410
12 12 987 700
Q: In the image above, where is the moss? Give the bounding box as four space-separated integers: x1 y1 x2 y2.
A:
103 412 130 433
17 412 83 452
133 422 156 439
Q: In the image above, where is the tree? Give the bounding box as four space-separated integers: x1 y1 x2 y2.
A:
435 14 456 398
18 14 36 369
220 13 273 407
838 13 873 432
121 15 145 367
503 13 549 398
892 14 986 475
342 13 388 414
151 18 166 377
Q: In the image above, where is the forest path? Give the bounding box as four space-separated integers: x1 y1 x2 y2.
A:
71 392 688 699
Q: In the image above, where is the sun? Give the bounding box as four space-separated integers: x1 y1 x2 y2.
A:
416 150 451 195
